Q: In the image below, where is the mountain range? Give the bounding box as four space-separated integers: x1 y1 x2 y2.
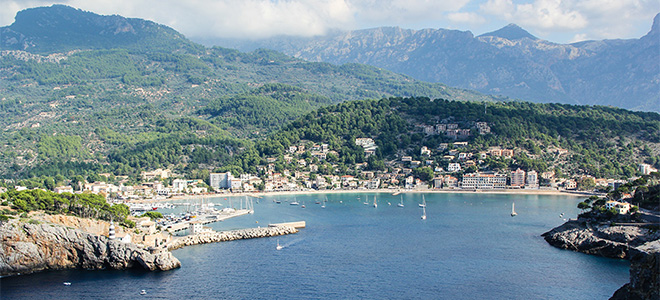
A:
218 14 660 112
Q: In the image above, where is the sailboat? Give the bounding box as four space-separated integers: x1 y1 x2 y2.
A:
421 205 427 220
290 196 299 206
419 195 426 208
373 195 378 208
511 202 518 217
397 195 404 207
276 239 283 250
321 197 326 209
363 195 369 205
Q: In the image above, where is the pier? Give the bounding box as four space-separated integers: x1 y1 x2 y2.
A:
268 221 306 229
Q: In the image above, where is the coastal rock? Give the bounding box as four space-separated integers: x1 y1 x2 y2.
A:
543 220 660 300
610 240 660 300
167 226 298 250
0 220 180 277
541 220 660 259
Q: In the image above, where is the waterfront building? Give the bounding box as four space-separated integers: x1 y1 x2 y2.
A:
526 170 539 188
510 169 526 187
461 172 507 189
210 172 233 189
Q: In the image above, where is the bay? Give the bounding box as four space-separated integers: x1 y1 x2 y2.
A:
0 192 630 299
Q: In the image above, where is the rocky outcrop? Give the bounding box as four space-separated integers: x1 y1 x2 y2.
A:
543 220 660 299
168 226 298 250
541 220 660 259
0 220 180 277
610 241 660 300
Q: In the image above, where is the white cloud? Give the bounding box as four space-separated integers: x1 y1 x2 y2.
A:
1 0 658 43
481 0 587 31
446 12 487 25
480 0 660 41
569 33 587 43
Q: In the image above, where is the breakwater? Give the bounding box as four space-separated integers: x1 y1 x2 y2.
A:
167 226 298 250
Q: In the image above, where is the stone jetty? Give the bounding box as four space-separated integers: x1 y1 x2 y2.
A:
167 226 298 250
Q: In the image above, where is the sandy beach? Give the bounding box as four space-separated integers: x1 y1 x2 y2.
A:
132 188 594 203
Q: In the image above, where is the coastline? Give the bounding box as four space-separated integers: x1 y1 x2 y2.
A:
133 188 591 203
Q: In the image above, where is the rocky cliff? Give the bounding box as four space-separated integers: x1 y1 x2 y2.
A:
542 220 660 259
0 220 180 277
543 220 660 299
610 241 660 300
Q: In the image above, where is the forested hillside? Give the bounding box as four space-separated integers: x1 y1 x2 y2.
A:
0 6 497 180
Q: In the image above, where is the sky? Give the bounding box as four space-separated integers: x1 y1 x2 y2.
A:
2 0 659 44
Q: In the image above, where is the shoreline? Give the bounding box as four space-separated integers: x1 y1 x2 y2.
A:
133 188 592 203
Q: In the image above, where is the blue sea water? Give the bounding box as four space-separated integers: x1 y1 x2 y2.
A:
0 193 630 299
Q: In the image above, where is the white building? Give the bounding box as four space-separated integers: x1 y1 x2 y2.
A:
189 221 212 234
461 173 507 189
639 163 658 175
210 172 233 189
526 170 539 188
447 163 461 172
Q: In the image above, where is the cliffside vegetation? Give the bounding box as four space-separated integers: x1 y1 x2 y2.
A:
0 189 131 226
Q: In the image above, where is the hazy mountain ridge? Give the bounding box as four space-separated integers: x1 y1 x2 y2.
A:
1 5 202 54
218 14 660 112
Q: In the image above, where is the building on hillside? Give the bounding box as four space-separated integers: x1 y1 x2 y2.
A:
141 168 171 180
606 201 632 214
447 163 461 172
501 149 514 157
54 186 74 194
639 163 658 175
461 173 507 189
510 169 526 187
420 146 431 156
526 170 539 188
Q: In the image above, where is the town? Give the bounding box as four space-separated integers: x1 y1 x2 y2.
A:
3 120 656 205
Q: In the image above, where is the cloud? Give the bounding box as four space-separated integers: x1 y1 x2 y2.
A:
1 0 657 43
446 12 486 25
480 0 587 31
1 0 474 39
480 0 660 41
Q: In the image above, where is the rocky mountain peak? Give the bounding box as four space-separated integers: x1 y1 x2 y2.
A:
647 12 659 36
478 23 538 40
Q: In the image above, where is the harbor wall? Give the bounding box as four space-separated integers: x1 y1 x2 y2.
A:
167 226 298 250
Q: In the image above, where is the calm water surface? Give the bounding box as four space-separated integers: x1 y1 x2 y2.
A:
0 193 630 299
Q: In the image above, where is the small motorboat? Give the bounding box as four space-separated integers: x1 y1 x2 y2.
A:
63 282 71 286
140 290 147 295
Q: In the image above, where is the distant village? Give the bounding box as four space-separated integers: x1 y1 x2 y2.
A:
1 121 657 208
